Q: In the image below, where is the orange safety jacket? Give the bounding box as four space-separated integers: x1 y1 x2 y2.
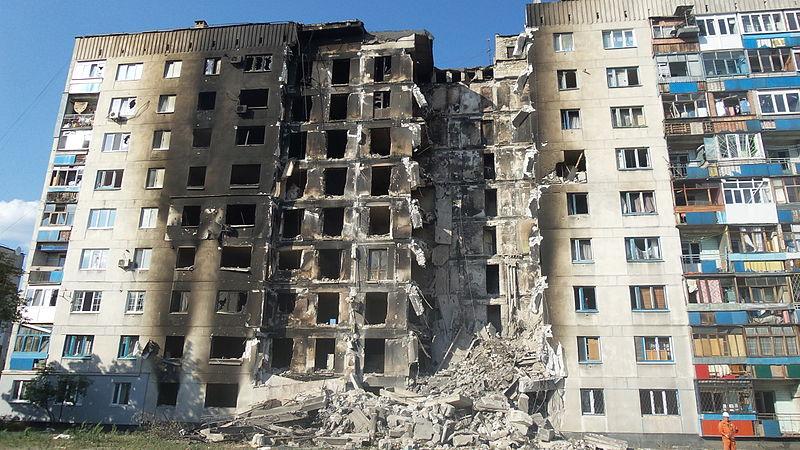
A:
718 420 738 439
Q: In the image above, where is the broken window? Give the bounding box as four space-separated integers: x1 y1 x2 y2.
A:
239 89 268 108
95 169 123 190
323 168 347 196
292 96 312 121
214 291 247 314
607 67 640 87
225 204 256 227
621 191 656 215
50 167 83 188
617 147 650 169
181 205 201 226
331 58 351 85
373 91 391 111
220 246 251 269
314 338 336 370
157 383 179 406
578 336 601 363
164 335 185 359
367 248 389 280
365 292 388 325
486 264 500 295
278 250 302 270
316 292 339 325
204 57 221 75
581 389 605 415
374 56 391 82
611 106 645 128
210 336 246 359
230 164 260 186
371 166 392 196
630 286 667 310
484 189 497 217
271 338 293 369
244 54 272 72
175 247 196 269
197 91 216 110
286 169 307 199
748 47 794 73
368 206 391 235
571 239 593 263
625 237 661 261
574 286 597 311
556 150 586 182
481 120 495 146
236 126 266 146
328 94 350 121
169 291 189 313
187 166 206 189
635 336 673 362
318 249 342 279
112 383 131 405
505 46 515 58
326 129 347 158
108 97 136 118
483 154 496 180
487 304 502 332
557 69 578 90
100 132 128 152
567 193 588 215
193 128 212 148
322 208 345 237
282 209 303 238
204 383 238 408
560 109 581 129
370 128 391 156
363 339 385 373
483 226 497 255
288 132 307 159
71 291 101 313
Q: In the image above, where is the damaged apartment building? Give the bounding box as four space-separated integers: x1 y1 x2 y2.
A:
0 19 548 426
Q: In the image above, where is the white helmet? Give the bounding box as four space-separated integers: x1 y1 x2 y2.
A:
722 412 730 418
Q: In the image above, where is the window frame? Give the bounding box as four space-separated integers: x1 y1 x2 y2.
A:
87 208 116 229
640 389 680 415
611 106 646 128
553 33 574 52
116 63 143 81
71 291 102 313
580 388 605 415
152 130 171 150
164 60 182 78
635 336 674 363
145 168 165 189
616 148 650 170
560 109 581 130
620 191 657 216
101 132 131 152
577 336 602 363
567 192 589 215
625 237 662 262
139 207 158 229
557 69 578 90
602 29 636 49
63 334 94 358
606 66 640 88
125 291 145 314
133 248 152 271
111 382 132 406
571 238 593 263
79 248 108 270
630 285 668 311
157 94 176 114
574 286 597 312
117 335 139 359
204 57 221 75
94 169 123 190
757 90 800 115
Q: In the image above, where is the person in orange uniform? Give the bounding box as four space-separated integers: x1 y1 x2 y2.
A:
718 412 739 450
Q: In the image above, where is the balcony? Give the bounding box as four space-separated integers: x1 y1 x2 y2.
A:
61 114 94 129
36 229 70 243
28 269 63 285
671 159 800 180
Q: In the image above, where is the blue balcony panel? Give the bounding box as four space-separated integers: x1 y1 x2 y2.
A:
669 81 699 93
778 209 795 224
701 260 719 273
729 253 789 261
700 413 757 421
726 75 800 91
742 33 800 49
686 166 709 178
683 212 719 225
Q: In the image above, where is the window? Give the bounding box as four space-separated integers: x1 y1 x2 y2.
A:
72 61 104 79
169 291 189 313
656 54 702 79
95 169 123 190
317 249 342 280
102 133 130 152
326 129 347 158
617 148 650 170
580 389 605 415
164 60 182 78
209 336 246 360
723 178 772 204
553 33 574 52
365 292 388 324
157 383 179 406
187 166 206 189
139 207 158 229
87 209 116 229
230 164 260 186
607 67 639 87
125 291 145 313
729 227 779 253
133 248 152 270
788 11 800 31
239 89 268 108
702 51 748 77
621 191 656 215
112 382 132 405
652 24 676 38
578 336 601 363
331 58 350 85
289 132 307 158
693 331 746 357
145 168 165 189
41 203 76 226
557 70 578 90
630 286 667 310
374 91 391 111
108 97 136 118
116 63 143 81
602 29 635 49
164 336 185 358
244 54 271 72
371 166 391 196
374 55 392 81
324 168 347 196
367 248 389 280
292 96 312 121
14 326 51 356
698 16 738 36
322 207 345 237
204 383 238 408
741 12 785 33
57 130 92 150
157 95 176 113
220 246 251 270
278 250 302 270
748 48 795 73
368 206 391 235
25 289 58 307
758 90 800 115
63 335 93 358
197 91 216 110
717 134 762 159
225 204 256 227
216 291 247 314
574 286 597 312
204 57 221 75
175 247 196 269
567 193 588 215
79 249 108 270
611 107 645 128
117 336 139 359
281 209 303 238
483 153 496 180
10 380 28 402
235 126 266 145
640 390 679 415
571 239 592 263
745 326 799 357
370 128 391 156
192 128 212 148
625 237 661 261
561 109 581 129
71 291 102 312
635 336 673 362
152 130 171 150
663 93 708 119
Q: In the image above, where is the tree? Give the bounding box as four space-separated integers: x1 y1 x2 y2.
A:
0 253 25 323
23 365 91 423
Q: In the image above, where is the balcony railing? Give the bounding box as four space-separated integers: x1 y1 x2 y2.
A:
28 270 63 285
671 158 800 180
61 114 94 129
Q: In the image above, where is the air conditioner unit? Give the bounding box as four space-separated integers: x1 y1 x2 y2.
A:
229 55 243 64
118 258 133 270
235 104 248 114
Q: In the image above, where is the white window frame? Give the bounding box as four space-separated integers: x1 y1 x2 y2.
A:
656 54 703 79
757 90 800 115
787 10 800 31
157 95 176 114
145 168 165 189
152 130 171 150
621 191 656 215
557 69 578 90
72 61 105 80
139 207 158 229
561 109 581 129
611 106 645 128
652 24 676 38
111 382 132 405
95 169 123 190
698 16 739 36
741 12 785 34
133 248 152 271
723 178 772 204
116 63 143 81
108 97 136 119
607 67 640 87
640 389 680 415
204 57 221 75
79 249 108 270
625 237 662 261
71 291 102 313
580 388 605 415
616 148 650 170
10 380 29 402
571 238 593 263
716 133 763 159
125 291 145 313
102 133 130 152
567 193 588 215
87 208 116 229
553 33 574 52
164 60 182 78
602 29 636 49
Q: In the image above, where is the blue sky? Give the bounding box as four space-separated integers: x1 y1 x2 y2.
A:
0 0 530 249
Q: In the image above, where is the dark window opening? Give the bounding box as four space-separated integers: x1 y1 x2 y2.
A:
192 128 212 148
278 250 302 270
486 264 500 295
557 150 586 182
236 126 266 146
331 59 351 85
157 383 179 406
329 94 349 120
316 292 340 325
289 132 307 159
326 129 347 158
164 335 185 359
487 304 502 332
243 54 272 72
292 96 312 121
567 193 589 215
485 189 497 217
365 292 388 325
271 338 293 369
314 338 336 370
220 246 251 269
187 166 206 189
286 169 307 199
484 226 497 255
225 204 256 227
216 291 247 313
364 338 385 373
324 168 347 196
371 166 392 196
322 207 345 237
175 247 196 269
204 383 238 408
239 89 268 108
374 56 391 82
197 91 216 110
230 164 260 186
210 336 246 359
169 292 188 313
277 292 296 314
484 154 496 180
282 209 304 238
370 128 391 156
181 205 201 226
481 120 495 146
318 249 342 279
373 91 390 110
368 206 391 235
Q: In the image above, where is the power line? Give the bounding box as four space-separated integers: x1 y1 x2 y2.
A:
0 62 67 149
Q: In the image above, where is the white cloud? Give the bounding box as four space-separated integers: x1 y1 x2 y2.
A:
0 199 38 253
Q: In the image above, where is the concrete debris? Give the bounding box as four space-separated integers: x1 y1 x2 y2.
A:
408 239 428 266
583 433 630 450
411 84 429 108
405 283 426 316
512 104 535 128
